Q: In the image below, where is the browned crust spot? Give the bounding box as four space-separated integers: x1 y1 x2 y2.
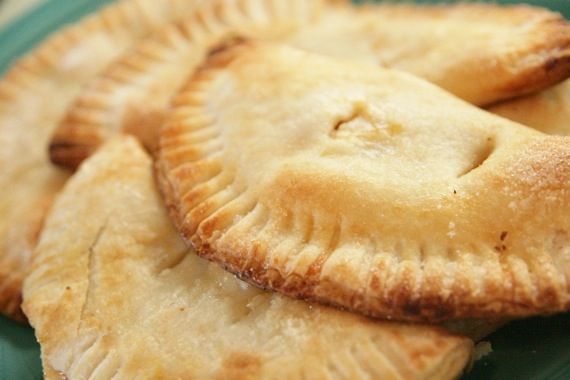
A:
49 142 97 171
194 37 255 79
495 27 570 103
0 272 26 323
216 353 262 380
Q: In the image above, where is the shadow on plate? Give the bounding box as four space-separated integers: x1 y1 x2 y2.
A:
464 314 570 380
0 315 42 380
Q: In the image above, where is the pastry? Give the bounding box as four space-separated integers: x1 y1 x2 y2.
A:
156 41 570 322
288 2 570 105
24 136 474 380
0 0 201 320
50 0 327 169
49 1 570 170
490 79 570 135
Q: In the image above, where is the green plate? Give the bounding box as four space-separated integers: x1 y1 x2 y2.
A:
0 1 568 379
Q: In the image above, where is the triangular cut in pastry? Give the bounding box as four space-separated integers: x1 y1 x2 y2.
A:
489 79 570 136
157 41 570 323
24 136 478 380
0 0 201 321
49 0 570 170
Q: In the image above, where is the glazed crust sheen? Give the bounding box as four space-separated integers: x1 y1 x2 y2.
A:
49 1 570 171
157 42 570 323
0 0 200 321
23 137 474 380
489 79 570 136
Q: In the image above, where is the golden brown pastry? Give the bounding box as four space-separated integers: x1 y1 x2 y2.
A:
489 79 570 135
0 0 201 321
24 136 474 380
49 1 570 170
156 41 570 323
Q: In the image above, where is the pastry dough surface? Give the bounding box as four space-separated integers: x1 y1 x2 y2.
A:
288 3 570 105
50 0 327 169
490 79 570 136
0 0 200 320
157 42 570 322
49 1 570 170
23 136 473 380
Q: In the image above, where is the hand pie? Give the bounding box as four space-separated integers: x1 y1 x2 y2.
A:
156 41 570 322
23 136 475 380
0 0 201 321
49 1 570 171
50 0 328 170
287 2 570 106
489 79 570 136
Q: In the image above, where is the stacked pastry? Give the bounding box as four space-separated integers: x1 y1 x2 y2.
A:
0 0 568 378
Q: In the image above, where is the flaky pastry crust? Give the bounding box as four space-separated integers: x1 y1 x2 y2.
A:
24 137 474 380
49 1 570 171
50 0 329 170
157 41 570 322
289 2 570 106
0 0 201 321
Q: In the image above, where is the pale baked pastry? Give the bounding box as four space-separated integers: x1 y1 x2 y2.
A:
0 0 201 321
49 1 570 170
489 79 570 136
23 136 475 380
287 2 570 106
156 41 570 322
50 0 328 169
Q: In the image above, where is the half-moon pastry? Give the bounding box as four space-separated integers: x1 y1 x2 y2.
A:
288 2 570 106
0 0 201 321
50 0 327 170
489 79 570 136
156 41 570 322
50 1 570 170
23 136 474 380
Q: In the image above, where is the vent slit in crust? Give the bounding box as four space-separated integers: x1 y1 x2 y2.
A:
458 138 496 177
